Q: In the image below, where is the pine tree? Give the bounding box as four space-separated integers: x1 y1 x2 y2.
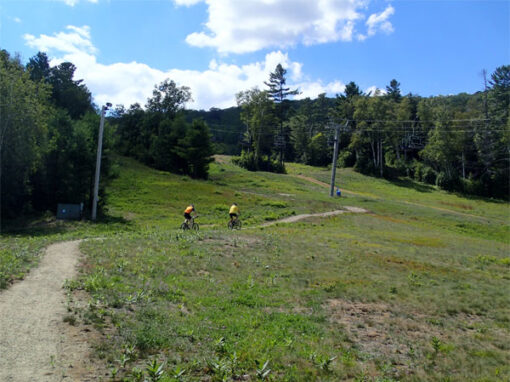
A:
265 64 299 165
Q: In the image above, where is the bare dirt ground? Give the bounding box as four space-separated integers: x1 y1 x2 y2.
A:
0 241 100 381
260 206 367 227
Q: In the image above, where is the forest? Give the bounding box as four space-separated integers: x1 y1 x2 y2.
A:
1 48 508 225
196 64 509 199
0 50 214 224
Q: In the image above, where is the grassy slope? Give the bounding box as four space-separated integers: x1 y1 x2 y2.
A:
2 155 509 381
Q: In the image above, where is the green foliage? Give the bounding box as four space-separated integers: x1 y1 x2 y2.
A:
47 61 94 119
182 119 215 179
2 156 509 381
412 160 437 184
1 50 50 218
236 88 275 159
112 82 213 179
145 358 166 381
0 49 116 222
183 106 245 155
146 79 191 117
232 151 286 173
308 132 330 166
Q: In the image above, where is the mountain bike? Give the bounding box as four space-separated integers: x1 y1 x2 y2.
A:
228 216 242 230
181 216 199 231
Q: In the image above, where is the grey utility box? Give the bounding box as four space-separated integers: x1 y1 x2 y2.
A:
56 203 83 220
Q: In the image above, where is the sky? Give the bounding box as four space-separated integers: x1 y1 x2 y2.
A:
1 0 509 111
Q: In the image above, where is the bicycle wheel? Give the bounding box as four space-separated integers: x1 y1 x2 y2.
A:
192 222 199 231
228 220 234 230
235 220 242 230
180 222 189 230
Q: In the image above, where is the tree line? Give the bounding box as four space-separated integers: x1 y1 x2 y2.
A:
0 50 115 225
0 49 214 225
229 64 509 199
1 45 507 228
110 79 214 179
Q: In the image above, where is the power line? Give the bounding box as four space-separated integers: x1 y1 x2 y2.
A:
208 126 507 136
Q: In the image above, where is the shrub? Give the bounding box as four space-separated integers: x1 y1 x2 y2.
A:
337 149 355 167
436 172 461 191
413 161 436 184
232 151 286 173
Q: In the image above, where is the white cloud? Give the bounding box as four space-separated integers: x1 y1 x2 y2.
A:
24 25 97 55
295 80 346 100
365 5 394 37
180 0 376 54
23 26 366 110
13 17 22 23
173 0 203 5
365 86 386 96
58 0 98 6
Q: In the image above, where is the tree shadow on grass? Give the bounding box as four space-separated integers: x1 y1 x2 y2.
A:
389 178 436 193
389 177 509 205
1 213 132 237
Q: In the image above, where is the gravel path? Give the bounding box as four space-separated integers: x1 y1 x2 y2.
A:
260 206 367 227
0 240 93 381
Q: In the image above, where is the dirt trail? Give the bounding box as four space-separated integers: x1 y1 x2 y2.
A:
0 240 94 381
293 174 366 197
260 206 367 227
293 174 495 222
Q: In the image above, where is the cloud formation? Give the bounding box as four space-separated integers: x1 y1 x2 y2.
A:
23 26 347 110
57 0 98 6
24 25 97 55
178 0 394 54
358 5 395 41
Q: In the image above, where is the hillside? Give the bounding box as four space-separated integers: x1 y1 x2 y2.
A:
1 156 509 381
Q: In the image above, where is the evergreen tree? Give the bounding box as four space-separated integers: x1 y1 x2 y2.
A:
183 119 214 179
48 62 93 119
265 64 299 165
386 79 402 102
26 52 51 83
0 50 51 221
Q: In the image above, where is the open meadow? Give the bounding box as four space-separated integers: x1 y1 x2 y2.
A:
1 156 509 381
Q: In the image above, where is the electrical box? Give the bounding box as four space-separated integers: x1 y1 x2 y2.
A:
56 203 83 220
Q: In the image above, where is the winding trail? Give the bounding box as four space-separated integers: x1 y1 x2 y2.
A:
260 206 367 227
0 240 94 381
292 174 496 222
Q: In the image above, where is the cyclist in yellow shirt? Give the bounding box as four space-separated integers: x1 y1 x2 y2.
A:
229 203 239 223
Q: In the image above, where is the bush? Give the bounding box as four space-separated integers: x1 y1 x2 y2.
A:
353 156 377 175
436 172 461 191
461 177 485 196
232 151 286 173
413 161 437 184
337 149 355 167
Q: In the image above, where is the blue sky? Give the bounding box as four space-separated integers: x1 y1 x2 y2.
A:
1 0 508 110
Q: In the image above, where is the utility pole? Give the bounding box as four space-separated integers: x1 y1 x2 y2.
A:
92 103 111 221
329 121 348 197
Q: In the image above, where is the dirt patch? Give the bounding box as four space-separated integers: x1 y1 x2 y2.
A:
439 201 474 210
0 241 105 381
123 212 137 221
213 155 230 164
325 299 440 372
